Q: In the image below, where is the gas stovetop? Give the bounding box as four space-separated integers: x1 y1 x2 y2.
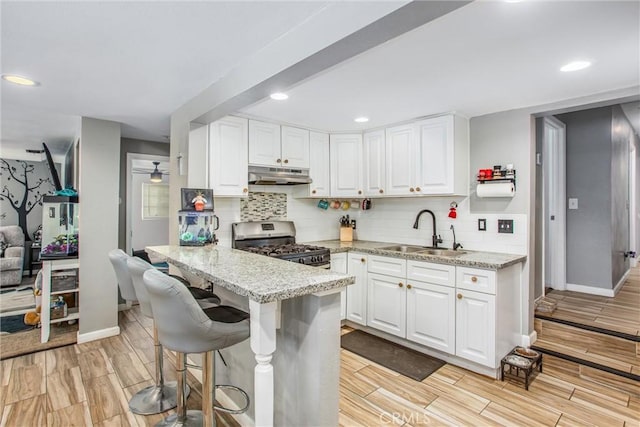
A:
232 221 330 267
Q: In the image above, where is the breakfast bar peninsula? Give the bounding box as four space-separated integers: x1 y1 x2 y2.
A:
146 245 354 427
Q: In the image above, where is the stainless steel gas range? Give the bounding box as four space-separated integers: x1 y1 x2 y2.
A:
231 220 330 268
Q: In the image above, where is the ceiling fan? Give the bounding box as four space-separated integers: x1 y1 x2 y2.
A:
132 161 169 182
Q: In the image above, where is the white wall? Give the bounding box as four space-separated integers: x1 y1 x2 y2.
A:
78 117 121 341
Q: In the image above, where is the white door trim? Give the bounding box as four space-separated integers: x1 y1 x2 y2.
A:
543 116 567 291
630 141 637 268
126 153 170 255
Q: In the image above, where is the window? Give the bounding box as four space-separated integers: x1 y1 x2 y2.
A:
142 183 169 219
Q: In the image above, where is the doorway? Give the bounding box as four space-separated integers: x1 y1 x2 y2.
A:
630 141 637 268
126 154 170 255
542 116 567 294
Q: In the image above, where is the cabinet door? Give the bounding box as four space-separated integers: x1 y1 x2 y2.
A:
281 126 310 169
385 124 417 195
455 289 496 367
308 131 330 197
346 252 367 325
248 120 281 167
209 116 249 196
415 116 454 194
363 130 386 196
331 253 348 320
188 125 209 188
406 280 455 354
330 134 363 197
367 273 406 338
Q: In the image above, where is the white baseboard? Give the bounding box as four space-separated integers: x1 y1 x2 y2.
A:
613 269 630 296
566 283 615 297
77 326 120 344
521 331 537 347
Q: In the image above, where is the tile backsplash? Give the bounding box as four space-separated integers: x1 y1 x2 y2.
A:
240 192 287 221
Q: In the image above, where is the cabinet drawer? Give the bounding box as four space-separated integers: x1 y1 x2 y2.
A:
456 267 496 294
407 260 455 287
367 255 406 277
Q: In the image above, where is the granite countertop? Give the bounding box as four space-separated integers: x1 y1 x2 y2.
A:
146 245 355 303
302 240 526 270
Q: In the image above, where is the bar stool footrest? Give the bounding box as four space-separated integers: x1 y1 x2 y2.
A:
213 385 250 414
156 409 203 427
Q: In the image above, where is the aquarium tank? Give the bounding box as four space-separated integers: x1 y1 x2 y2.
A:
40 195 79 259
178 211 218 246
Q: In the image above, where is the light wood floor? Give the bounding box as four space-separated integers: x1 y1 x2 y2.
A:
537 266 640 337
1 307 639 426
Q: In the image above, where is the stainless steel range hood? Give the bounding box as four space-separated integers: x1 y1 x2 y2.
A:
248 165 312 185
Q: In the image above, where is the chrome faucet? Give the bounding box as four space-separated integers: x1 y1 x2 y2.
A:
413 209 442 248
450 225 463 251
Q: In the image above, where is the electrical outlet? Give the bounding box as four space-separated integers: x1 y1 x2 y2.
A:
498 219 514 234
478 218 486 231
568 198 578 209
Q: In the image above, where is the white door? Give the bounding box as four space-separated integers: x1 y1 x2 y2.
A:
127 155 170 254
248 120 281 167
385 124 416 195
363 130 386 196
281 126 310 168
210 116 249 197
308 131 330 197
406 280 455 354
455 289 495 367
543 116 567 291
346 252 367 325
367 272 406 337
330 134 363 197
415 116 454 194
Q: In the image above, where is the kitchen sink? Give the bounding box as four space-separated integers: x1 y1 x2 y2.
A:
419 248 467 256
379 245 426 253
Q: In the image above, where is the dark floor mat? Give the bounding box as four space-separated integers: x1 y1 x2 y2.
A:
341 329 445 382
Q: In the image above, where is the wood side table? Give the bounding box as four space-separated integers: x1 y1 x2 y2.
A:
30 242 42 277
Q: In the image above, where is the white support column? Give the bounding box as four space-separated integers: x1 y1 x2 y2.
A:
249 300 277 427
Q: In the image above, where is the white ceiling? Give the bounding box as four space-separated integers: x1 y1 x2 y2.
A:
1 1 335 154
2 1 638 159
242 1 640 132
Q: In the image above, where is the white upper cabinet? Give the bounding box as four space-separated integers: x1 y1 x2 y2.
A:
188 125 209 188
363 130 386 196
248 120 310 168
330 134 363 197
248 120 281 167
415 115 469 195
385 123 418 196
307 131 330 197
281 126 310 168
209 116 249 197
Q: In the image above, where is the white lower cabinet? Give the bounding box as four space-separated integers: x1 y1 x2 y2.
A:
330 253 348 320
346 252 368 325
406 280 455 354
455 289 496 366
367 273 406 338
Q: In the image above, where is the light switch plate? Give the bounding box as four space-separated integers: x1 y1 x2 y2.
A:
568 198 578 209
478 218 486 231
498 219 514 234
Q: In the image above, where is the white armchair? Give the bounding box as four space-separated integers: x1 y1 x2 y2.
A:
0 225 25 287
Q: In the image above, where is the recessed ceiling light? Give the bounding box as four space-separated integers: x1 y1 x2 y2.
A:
560 61 591 72
270 92 288 101
354 117 369 123
1 74 40 86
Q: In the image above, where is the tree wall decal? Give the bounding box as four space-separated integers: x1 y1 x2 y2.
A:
0 159 55 241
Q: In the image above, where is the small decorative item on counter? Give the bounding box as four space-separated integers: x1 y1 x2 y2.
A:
448 201 458 219
191 191 208 212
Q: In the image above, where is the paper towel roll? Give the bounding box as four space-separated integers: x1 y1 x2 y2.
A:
476 182 515 198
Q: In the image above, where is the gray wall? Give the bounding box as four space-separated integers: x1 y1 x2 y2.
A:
534 118 544 299
557 107 613 289
78 117 121 339
118 138 170 249
611 106 631 286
